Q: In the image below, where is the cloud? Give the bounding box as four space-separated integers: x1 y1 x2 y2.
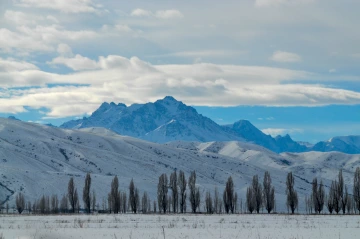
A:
1 55 360 118
4 10 42 26
0 25 97 54
329 69 337 73
0 58 38 71
131 9 152 17
255 0 314 7
57 43 73 57
270 51 302 63
262 128 303 136
130 8 183 19
155 10 184 19
48 54 99 71
14 0 103 14
150 50 245 58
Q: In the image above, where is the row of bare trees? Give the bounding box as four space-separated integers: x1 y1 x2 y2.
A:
304 168 360 215
10 167 360 215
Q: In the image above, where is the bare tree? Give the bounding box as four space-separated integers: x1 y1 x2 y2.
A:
234 192 238 213
178 170 187 213
263 171 275 214
312 178 325 214
27 201 32 214
51 194 59 214
170 171 178 213
326 181 337 214
141 192 149 214
60 194 68 213
121 192 127 213
74 189 79 213
252 175 263 213
189 171 200 213
92 190 96 213
346 193 353 214
83 173 92 214
286 172 298 214
45 195 50 214
76 196 80 213
68 177 76 213
214 187 220 214
110 176 120 213
153 200 157 213
129 179 139 213
39 195 46 214
354 167 360 214
158 173 168 213
246 187 255 213
342 185 349 214
223 176 235 214
16 192 25 214
168 195 172 213
331 180 341 214
107 193 112 213
205 190 214 214
338 169 347 214
196 187 201 212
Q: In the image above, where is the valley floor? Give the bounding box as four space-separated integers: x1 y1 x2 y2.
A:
1 214 360 239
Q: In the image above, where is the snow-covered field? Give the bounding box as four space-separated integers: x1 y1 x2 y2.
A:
0 214 359 239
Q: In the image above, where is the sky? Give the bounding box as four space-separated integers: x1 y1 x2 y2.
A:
0 0 359 143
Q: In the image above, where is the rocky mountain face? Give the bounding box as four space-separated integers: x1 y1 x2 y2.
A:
61 96 241 143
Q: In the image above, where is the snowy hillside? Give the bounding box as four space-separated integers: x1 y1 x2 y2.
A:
1 117 360 212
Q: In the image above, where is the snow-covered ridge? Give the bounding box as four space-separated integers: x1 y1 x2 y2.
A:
2 117 360 212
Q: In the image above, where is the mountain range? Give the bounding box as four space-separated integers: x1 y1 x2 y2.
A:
60 96 360 154
1 117 360 212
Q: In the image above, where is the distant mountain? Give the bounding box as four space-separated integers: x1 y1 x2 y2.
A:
8 116 20 121
312 136 360 154
61 96 241 143
222 120 307 153
60 96 360 154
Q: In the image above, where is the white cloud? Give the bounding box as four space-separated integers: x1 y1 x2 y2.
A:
150 50 245 58
262 128 303 136
131 9 152 17
155 10 184 19
114 24 133 32
14 0 103 14
0 58 38 71
270 51 302 63
46 15 59 23
329 69 337 73
48 54 99 71
0 25 97 54
130 8 183 19
57 43 73 57
4 10 43 25
1 56 360 118
255 0 314 7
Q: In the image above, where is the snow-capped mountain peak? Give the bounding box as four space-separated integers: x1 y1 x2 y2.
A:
60 97 360 154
